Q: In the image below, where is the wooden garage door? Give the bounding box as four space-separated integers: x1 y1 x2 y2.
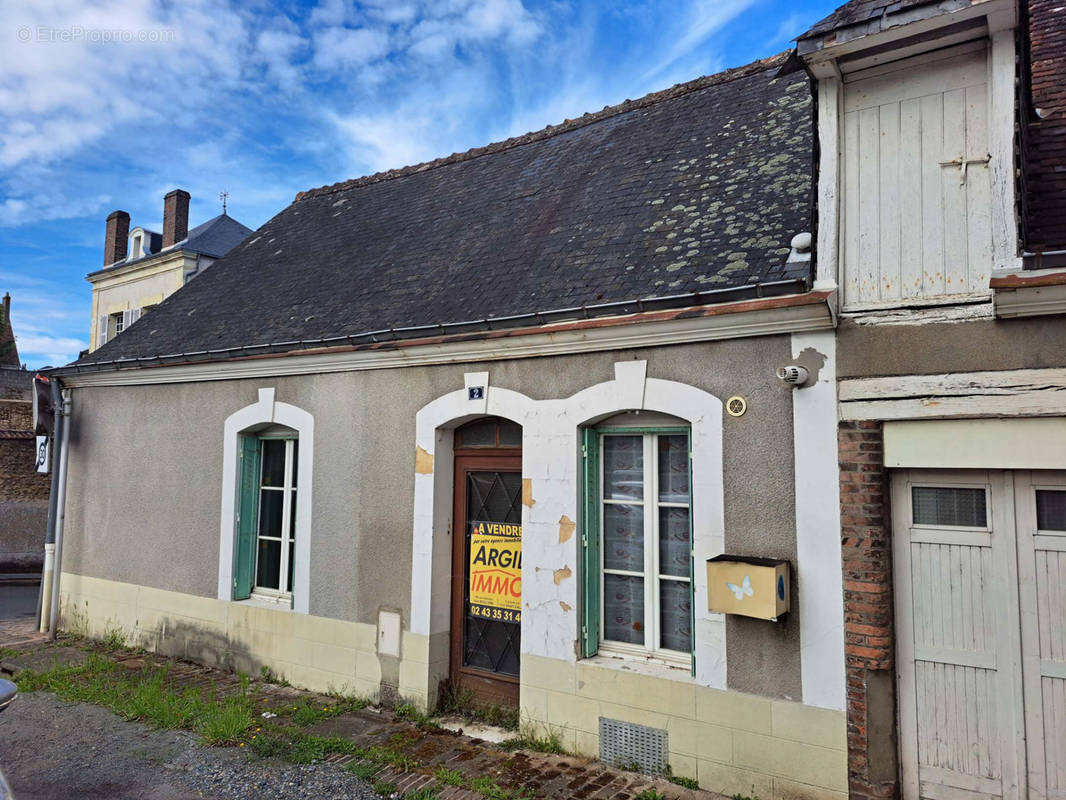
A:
893 470 1026 799
1016 472 1066 800
895 470 1066 799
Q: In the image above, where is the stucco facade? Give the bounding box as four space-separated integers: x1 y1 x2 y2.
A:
57 335 848 797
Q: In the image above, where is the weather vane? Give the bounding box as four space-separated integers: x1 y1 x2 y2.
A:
219 190 229 215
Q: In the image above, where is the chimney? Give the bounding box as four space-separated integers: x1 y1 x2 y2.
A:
104 210 130 266
163 189 190 248
2 293 9 323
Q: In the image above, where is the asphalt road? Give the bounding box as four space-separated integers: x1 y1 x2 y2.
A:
0 584 38 622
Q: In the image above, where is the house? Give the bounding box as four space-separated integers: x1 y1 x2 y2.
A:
796 0 1066 798
47 54 849 796
42 0 1066 796
87 190 252 351
0 294 51 574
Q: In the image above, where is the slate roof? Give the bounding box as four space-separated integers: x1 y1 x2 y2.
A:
798 0 975 44
183 214 255 258
68 52 814 371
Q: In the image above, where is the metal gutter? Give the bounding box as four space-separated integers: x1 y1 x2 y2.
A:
51 278 810 377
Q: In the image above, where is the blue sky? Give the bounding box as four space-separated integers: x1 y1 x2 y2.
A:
1 0 837 368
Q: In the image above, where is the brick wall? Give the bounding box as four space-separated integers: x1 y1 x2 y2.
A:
1024 0 1066 251
839 421 898 800
0 399 31 430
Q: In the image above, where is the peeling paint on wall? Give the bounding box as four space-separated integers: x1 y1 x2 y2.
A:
522 478 535 508
414 446 434 475
559 600 572 612
558 515 576 543
553 566 572 585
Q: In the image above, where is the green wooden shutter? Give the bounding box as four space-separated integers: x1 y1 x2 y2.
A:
233 435 261 600
581 428 600 658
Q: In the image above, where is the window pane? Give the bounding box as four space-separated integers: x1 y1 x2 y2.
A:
499 419 522 447
261 440 286 487
458 419 496 447
256 539 281 590
1037 490 1066 531
290 443 298 486
289 491 298 540
603 574 644 644
912 487 987 527
658 435 689 502
659 579 692 652
258 491 284 538
603 503 644 572
603 436 643 501
658 508 690 578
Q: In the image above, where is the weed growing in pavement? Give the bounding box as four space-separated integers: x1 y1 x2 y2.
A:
258 665 291 687
731 789 760 800
372 779 397 796
246 726 358 763
663 765 699 790
394 702 443 732
100 624 126 650
498 724 566 755
345 762 381 780
433 766 465 786
436 683 520 730
635 791 665 800
404 786 441 799
0 647 22 660
283 695 368 726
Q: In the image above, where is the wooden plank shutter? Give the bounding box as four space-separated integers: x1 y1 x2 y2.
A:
97 315 108 346
130 308 142 324
581 428 600 658
233 436 261 600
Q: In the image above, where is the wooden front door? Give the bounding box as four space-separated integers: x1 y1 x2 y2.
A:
893 469 1066 799
450 418 523 706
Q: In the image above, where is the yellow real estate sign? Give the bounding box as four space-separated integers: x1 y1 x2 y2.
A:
468 521 522 624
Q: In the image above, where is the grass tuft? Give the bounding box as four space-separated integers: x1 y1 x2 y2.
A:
498 725 566 755
434 766 465 786
635 791 665 800
436 684 519 731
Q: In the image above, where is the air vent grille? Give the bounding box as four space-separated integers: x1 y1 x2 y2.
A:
598 716 668 774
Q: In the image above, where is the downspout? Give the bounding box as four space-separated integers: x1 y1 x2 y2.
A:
46 386 72 640
37 379 63 632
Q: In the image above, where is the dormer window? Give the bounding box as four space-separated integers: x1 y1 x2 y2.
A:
130 232 143 259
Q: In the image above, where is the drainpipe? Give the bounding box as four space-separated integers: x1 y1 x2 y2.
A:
47 387 72 640
37 379 63 632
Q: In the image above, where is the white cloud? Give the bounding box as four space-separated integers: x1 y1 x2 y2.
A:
312 26 390 71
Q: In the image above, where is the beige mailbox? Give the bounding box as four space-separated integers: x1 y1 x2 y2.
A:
706 555 790 621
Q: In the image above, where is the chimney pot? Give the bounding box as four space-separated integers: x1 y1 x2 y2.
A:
163 189 191 248
104 210 130 266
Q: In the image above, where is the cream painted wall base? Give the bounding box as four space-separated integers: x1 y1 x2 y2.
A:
59 573 383 698
521 653 847 800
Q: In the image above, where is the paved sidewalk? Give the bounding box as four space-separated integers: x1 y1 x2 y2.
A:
0 617 720 800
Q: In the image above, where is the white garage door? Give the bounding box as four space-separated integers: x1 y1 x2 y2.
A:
893 470 1066 799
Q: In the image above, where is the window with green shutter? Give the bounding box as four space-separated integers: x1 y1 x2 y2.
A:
233 432 299 603
581 422 694 670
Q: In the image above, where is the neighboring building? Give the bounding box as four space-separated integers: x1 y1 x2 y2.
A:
797 0 1066 798
44 0 1066 796
0 294 50 573
87 190 252 352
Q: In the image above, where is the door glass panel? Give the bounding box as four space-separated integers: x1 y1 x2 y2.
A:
463 470 522 677
912 486 987 527
603 435 643 501
659 579 691 652
498 420 522 447
604 573 644 644
258 491 284 538
603 503 643 572
458 419 496 447
657 435 689 502
1036 490 1066 531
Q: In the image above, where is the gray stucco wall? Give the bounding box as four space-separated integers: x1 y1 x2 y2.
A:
837 315 1066 378
62 336 801 699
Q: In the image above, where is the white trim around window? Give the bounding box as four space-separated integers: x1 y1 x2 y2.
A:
218 387 314 613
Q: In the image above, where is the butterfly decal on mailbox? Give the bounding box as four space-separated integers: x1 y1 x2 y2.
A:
726 574 753 601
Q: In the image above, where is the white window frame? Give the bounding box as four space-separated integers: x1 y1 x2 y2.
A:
598 429 692 667
251 436 298 603
218 388 314 614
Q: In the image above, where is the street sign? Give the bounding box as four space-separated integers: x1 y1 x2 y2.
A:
35 436 50 474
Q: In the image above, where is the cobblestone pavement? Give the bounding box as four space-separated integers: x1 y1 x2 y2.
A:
0 618 720 800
